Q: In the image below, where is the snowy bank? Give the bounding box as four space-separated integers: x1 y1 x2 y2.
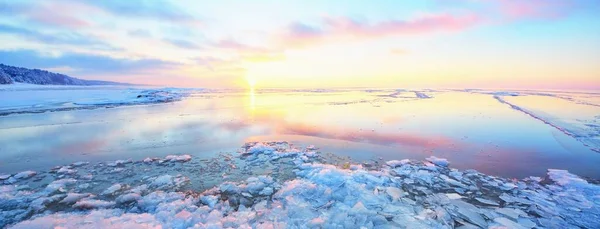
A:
0 84 191 116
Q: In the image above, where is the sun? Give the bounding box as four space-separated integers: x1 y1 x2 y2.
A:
246 76 257 88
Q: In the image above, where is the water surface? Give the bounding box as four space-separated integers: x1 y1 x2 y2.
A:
1 89 599 179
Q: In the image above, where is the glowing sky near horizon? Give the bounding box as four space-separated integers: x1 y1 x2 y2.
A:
0 0 599 89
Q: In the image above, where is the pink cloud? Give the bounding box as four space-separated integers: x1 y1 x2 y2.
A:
215 39 285 62
496 0 573 20
279 13 482 48
23 2 98 29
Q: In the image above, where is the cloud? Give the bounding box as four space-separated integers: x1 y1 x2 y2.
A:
495 0 574 20
434 0 598 21
0 49 178 76
192 56 241 71
0 23 115 49
1 0 202 29
390 48 409 55
163 38 202 49
279 14 482 48
215 39 285 62
128 29 152 38
0 1 97 29
81 0 202 26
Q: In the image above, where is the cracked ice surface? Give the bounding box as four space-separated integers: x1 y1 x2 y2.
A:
1 142 599 228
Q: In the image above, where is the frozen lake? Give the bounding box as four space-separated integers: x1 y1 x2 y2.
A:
1 86 600 228
1 86 599 179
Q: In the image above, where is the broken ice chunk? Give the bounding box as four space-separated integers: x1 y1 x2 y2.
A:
57 166 77 174
45 178 77 193
494 217 526 229
116 193 141 204
60 193 92 204
101 184 123 196
495 208 521 220
386 159 410 167
107 159 132 167
475 197 499 206
426 156 449 167
385 187 404 201
546 169 589 187
445 193 462 200
150 174 189 190
164 154 192 162
71 162 89 167
73 199 116 209
13 171 36 179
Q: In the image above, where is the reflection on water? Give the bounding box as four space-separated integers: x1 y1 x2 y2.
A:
0 89 599 179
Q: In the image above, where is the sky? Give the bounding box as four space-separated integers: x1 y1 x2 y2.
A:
0 0 599 89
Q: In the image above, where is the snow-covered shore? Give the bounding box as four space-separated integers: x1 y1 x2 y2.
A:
0 83 190 116
1 142 598 228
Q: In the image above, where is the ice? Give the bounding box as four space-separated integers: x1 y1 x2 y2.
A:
101 184 123 196
45 178 77 193
149 175 189 190
475 197 499 206
107 159 132 167
3 142 600 228
445 193 462 200
0 84 190 116
13 171 36 179
492 91 600 152
426 156 449 167
385 187 404 201
71 161 89 167
546 169 589 187
116 193 141 204
495 208 521 220
73 199 116 209
494 217 527 229
163 154 192 163
9 210 162 229
386 159 410 167
56 166 77 174
0 175 10 180
60 193 92 204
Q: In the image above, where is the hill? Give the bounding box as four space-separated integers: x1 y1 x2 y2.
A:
0 64 130 85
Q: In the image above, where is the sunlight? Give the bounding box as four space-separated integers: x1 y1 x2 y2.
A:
247 76 257 88
250 87 255 110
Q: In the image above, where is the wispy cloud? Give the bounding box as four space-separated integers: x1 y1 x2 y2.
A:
278 14 482 48
496 0 574 20
390 48 409 55
80 0 202 26
0 23 114 49
0 49 178 75
215 39 285 62
163 38 202 49
127 29 152 38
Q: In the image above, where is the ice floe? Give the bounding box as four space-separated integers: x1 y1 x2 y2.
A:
1 142 599 228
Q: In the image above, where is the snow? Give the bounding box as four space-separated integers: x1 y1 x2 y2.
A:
0 84 189 116
2 142 600 228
